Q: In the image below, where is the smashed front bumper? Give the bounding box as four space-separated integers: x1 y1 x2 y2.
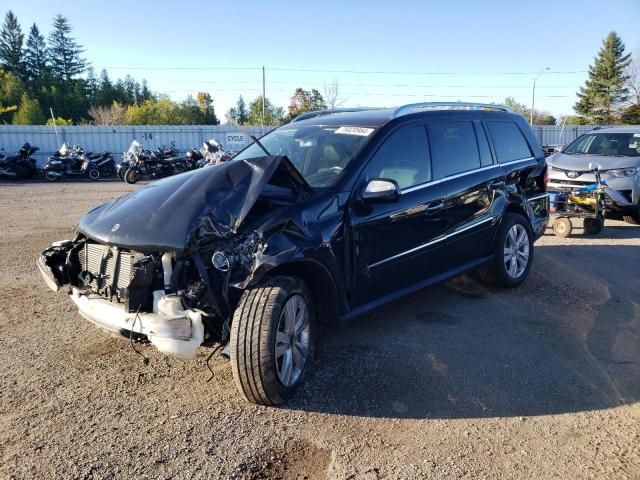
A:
71 288 204 359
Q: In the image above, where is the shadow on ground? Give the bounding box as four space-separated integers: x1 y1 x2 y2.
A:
288 234 640 420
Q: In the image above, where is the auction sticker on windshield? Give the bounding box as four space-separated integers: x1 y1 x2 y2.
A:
335 126 374 136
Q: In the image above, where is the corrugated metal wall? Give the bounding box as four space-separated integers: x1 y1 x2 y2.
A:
1 124 638 165
0 125 275 165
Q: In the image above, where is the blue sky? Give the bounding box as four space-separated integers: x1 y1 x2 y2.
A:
5 0 640 119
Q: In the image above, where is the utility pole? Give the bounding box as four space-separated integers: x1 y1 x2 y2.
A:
261 65 266 135
531 67 550 125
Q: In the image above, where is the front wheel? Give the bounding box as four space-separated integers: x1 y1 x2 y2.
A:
44 171 60 182
124 168 140 184
99 164 114 177
479 213 534 288
88 168 100 181
230 276 315 405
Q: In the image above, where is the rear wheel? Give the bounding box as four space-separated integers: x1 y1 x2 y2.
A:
230 276 315 406
99 164 114 177
479 213 534 288
583 217 603 234
552 217 573 238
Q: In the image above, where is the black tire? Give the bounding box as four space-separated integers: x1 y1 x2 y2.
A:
479 212 534 288
623 210 640 225
44 171 60 182
230 275 315 406
552 217 573 238
99 164 114 177
88 168 100 181
583 217 603 235
124 168 139 184
117 168 126 180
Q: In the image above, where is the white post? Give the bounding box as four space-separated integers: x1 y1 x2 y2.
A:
531 67 550 125
49 108 60 145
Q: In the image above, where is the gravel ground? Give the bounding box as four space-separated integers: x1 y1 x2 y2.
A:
1 180 639 479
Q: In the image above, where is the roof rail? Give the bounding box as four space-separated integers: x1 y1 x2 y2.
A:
290 108 379 123
392 102 512 119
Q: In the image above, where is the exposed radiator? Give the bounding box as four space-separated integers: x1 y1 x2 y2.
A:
78 242 135 296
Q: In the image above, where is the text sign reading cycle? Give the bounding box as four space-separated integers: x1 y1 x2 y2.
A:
226 134 247 147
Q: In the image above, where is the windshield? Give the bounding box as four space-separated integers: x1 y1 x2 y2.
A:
233 124 376 187
563 132 640 157
127 140 143 155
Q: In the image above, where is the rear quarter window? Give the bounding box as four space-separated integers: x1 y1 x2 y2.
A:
486 121 532 163
428 121 481 179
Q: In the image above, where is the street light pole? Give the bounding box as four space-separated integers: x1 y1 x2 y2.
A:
531 67 550 125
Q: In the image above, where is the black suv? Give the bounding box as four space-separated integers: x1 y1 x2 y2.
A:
38 103 549 405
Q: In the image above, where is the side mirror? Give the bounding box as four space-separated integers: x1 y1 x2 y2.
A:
362 178 400 203
554 145 564 152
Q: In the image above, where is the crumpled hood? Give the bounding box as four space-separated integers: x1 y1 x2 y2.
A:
548 152 640 171
78 155 311 252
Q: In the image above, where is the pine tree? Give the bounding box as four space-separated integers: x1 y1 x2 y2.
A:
0 11 24 77
48 14 87 84
23 24 48 87
575 32 631 123
95 69 114 105
227 95 249 124
139 79 153 102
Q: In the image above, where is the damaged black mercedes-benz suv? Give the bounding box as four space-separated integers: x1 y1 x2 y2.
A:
38 103 549 405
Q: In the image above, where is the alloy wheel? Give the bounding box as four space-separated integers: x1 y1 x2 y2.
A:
503 224 529 278
274 294 311 387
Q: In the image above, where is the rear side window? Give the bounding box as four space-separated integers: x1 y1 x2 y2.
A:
428 121 481 179
486 121 532 163
365 125 431 190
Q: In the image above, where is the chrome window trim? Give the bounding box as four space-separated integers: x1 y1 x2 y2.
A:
368 216 495 269
399 157 535 195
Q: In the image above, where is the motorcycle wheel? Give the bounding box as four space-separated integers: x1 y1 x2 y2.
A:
100 164 115 177
88 168 101 181
44 171 60 182
124 169 140 184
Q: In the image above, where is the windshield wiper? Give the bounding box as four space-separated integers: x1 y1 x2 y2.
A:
250 135 271 156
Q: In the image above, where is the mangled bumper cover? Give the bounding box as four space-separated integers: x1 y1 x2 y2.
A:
69 288 204 360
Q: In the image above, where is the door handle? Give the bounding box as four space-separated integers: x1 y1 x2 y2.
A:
424 199 444 214
489 179 505 190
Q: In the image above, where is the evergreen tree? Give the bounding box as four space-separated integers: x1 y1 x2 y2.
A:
0 11 24 77
12 92 45 124
85 67 98 102
23 24 48 87
139 79 153 102
227 95 249 124
575 32 631 123
48 14 87 84
248 95 284 126
95 69 114 105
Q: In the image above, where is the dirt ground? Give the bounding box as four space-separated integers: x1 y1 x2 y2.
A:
1 180 639 479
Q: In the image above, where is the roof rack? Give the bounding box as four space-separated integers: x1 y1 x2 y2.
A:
392 102 512 119
290 108 379 123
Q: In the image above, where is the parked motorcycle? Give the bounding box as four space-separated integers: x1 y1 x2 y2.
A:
117 142 180 180
200 139 232 167
122 140 186 184
41 143 114 181
0 143 39 179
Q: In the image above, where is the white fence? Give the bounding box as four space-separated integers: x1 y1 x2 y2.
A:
0 124 638 165
0 125 275 165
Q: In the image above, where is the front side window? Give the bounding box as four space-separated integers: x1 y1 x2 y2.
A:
563 133 640 157
365 125 431 190
486 121 532 163
428 121 481 179
233 124 375 187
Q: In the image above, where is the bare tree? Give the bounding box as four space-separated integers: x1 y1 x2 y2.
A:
323 79 347 109
88 102 127 125
625 50 640 106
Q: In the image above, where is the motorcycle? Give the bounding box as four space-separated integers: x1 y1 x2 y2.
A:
0 143 39 179
199 139 232 167
117 141 181 180
122 140 186 184
42 143 115 181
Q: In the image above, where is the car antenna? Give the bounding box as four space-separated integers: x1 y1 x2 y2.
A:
225 114 271 156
